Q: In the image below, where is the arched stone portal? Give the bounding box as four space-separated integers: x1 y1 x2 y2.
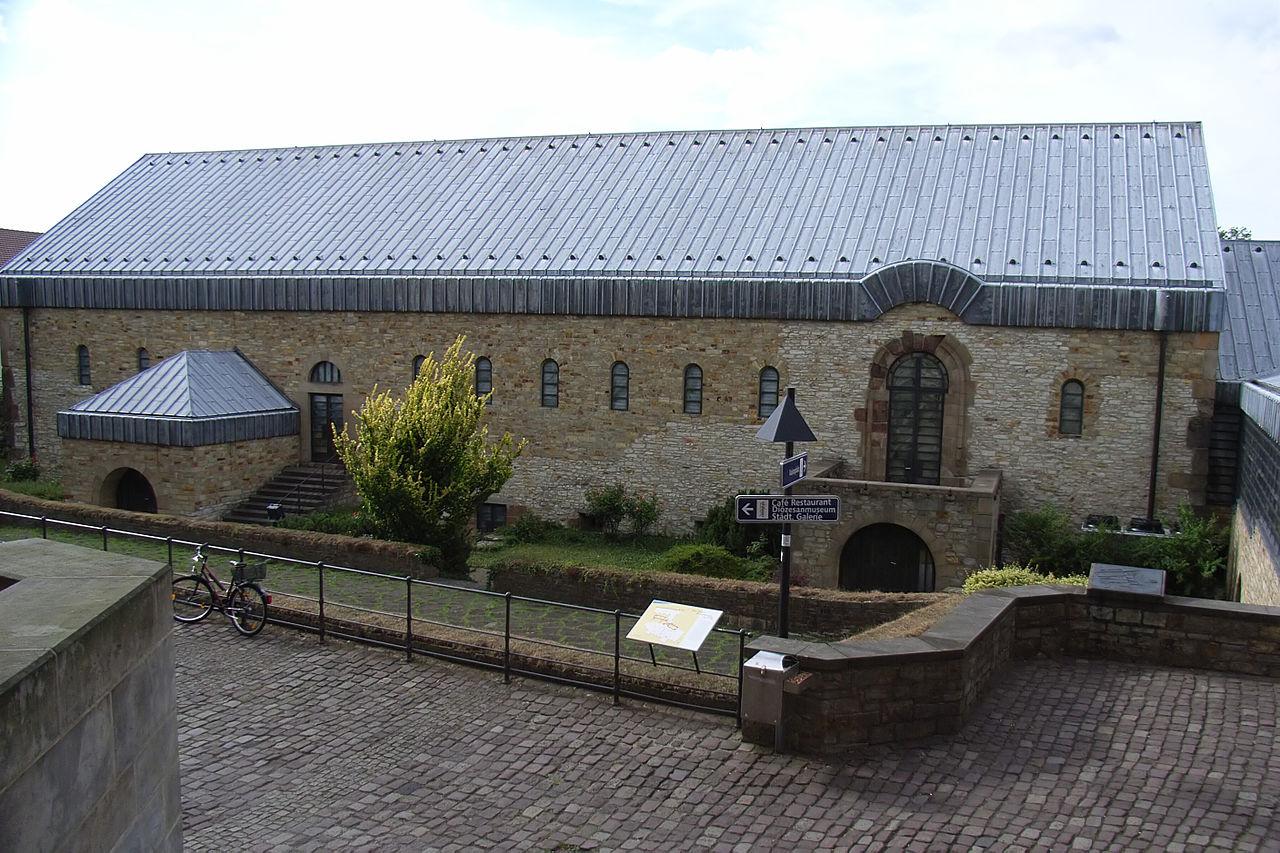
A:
839 523 935 592
102 467 158 514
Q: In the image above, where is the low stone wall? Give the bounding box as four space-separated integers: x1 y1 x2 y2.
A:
0 490 436 579
487 562 946 635
0 539 181 850
747 585 1280 754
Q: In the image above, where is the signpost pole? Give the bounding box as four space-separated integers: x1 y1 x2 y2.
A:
780 439 793 638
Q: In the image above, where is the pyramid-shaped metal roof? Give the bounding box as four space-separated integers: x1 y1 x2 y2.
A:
57 350 298 446
2 122 1221 288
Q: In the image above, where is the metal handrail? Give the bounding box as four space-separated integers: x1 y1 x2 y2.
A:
278 455 345 514
1 509 749 720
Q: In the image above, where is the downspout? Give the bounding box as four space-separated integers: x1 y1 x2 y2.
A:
22 306 35 458
1146 291 1171 522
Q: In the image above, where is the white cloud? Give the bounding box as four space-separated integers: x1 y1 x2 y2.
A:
0 0 1276 234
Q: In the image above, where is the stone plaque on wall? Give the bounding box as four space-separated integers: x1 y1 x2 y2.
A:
1088 563 1166 597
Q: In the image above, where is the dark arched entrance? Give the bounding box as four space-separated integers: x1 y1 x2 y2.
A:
840 523 935 592
113 468 157 513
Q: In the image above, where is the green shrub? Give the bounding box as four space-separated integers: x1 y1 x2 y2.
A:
1000 503 1228 598
963 564 1088 594
501 513 568 544
583 484 629 535
696 494 781 558
582 484 663 537
278 505 379 537
656 543 772 582
3 458 39 482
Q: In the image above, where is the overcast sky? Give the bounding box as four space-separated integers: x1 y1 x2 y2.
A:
0 0 1277 236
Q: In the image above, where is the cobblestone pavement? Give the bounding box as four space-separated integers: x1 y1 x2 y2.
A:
175 619 1280 852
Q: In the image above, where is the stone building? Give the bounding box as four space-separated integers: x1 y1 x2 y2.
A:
0 123 1229 591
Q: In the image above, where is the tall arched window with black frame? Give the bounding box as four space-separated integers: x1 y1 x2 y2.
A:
475 357 492 397
1059 380 1085 436
758 366 780 418
611 362 629 411
683 364 702 414
886 352 947 485
541 359 559 407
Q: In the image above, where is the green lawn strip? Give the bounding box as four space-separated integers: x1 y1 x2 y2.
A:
2 520 745 675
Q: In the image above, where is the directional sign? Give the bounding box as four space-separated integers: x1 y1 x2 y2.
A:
780 452 809 489
735 495 840 523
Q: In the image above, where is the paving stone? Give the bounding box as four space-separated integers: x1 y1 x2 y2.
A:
176 620 1280 851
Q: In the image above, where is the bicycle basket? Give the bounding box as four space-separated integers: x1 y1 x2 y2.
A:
232 562 267 583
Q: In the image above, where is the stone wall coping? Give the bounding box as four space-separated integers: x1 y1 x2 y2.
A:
0 538 167 692
750 584 1079 670
752 583 1280 675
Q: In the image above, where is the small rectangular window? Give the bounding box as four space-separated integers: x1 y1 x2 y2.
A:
478 503 507 532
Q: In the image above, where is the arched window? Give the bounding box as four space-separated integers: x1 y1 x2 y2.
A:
475 357 492 397
610 362 629 411
1059 380 1085 436
137 347 150 372
541 359 559 408
887 352 947 485
683 364 702 414
76 345 91 385
758 366 780 418
309 361 341 384
412 354 426 379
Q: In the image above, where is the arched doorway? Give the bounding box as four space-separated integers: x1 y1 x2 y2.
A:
308 360 344 461
840 523 935 592
110 468 157 513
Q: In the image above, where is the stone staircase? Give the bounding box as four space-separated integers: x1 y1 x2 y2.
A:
224 461 349 525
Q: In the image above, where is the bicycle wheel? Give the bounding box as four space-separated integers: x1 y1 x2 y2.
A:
227 583 269 636
172 574 214 622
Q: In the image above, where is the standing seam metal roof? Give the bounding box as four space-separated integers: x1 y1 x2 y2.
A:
1 123 1221 287
1219 240 1280 382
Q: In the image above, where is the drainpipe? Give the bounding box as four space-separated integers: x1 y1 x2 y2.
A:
22 306 35 458
1146 291 1171 522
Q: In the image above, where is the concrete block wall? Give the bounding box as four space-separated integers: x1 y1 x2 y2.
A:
748 585 1280 755
0 539 181 851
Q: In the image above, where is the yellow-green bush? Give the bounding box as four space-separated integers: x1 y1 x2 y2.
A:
963 563 1088 594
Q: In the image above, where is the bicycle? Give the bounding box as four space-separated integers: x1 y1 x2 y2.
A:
172 544 271 636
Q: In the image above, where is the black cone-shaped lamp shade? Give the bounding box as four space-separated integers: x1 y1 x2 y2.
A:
755 387 816 443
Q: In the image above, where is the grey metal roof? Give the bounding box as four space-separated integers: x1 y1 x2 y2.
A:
1219 240 1280 381
1 123 1221 288
1242 377 1280 447
56 350 298 446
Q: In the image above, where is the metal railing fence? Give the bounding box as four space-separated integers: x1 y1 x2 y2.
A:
0 510 747 720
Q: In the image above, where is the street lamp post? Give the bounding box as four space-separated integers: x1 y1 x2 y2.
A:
755 387 817 638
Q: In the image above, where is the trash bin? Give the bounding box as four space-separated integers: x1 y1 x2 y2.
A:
742 650 798 728
266 503 283 522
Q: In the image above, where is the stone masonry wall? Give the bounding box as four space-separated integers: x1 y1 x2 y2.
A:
748 586 1280 754
60 435 297 519
0 304 1214 543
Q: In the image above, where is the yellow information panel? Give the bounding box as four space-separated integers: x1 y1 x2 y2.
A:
626 600 724 652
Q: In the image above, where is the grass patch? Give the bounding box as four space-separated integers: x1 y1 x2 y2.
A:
468 532 686 574
0 480 64 501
